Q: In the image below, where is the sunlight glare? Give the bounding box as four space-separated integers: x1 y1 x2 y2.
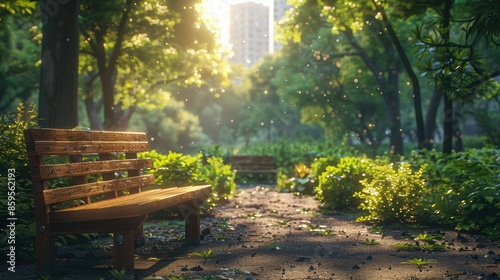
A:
201 0 230 45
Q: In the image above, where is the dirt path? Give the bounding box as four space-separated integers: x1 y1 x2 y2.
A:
3 186 500 279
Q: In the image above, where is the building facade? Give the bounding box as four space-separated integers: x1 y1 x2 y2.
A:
229 2 270 67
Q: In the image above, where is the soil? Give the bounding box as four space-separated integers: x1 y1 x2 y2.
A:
3 186 500 280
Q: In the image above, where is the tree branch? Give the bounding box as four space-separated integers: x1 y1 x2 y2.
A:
108 0 134 72
342 27 385 86
466 70 500 89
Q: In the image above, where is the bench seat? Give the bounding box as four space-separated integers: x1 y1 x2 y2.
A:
24 128 211 274
50 185 210 223
231 155 277 184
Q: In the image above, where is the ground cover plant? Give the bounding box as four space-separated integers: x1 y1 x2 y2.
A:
0 103 38 262
245 140 500 234
316 156 372 210
410 148 500 231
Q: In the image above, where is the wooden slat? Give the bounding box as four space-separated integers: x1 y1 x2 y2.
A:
39 158 152 180
235 170 277 173
50 216 148 235
50 185 211 223
231 156 276 171
233 163 276 168
25 128 147 142
231 156 275 160
43 174 156 205
30 141 148 156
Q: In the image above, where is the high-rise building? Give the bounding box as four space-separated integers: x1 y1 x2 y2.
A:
272 0 290 51
229 2 270 67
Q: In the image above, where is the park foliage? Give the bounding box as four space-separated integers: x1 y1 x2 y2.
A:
1 103 499 264
1 0 500 265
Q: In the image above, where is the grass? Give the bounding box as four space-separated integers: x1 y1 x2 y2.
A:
170 233 185 241
420 243 447 251
369 225 386 233
167 276 188 280
306 224 332 235
394 242 446 252
266 242 281 250
213 233 227 241
106 268 131 280
220 267 251 276
276 220 291 226
246 213 262 219
412 233 444 242
401 258 436 269
362 238 381 245
215 218 233 231
189 249 215 264
393 243 421 251
481 226 500 241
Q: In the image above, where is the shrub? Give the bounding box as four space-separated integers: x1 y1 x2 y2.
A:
140 150 236 213
0 102 38 262
316 157 372 210
201 156 236 205
412 149 500 230
354 162 428 224
310 156 341 178
143 150 204 187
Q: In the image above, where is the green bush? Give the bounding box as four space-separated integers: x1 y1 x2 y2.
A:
140 150 236 212
316 156 372 210
143 150 204 187
201 156 236 206
0 102 38 262
354 162 428 224
310 156 341 178
411 149 500 230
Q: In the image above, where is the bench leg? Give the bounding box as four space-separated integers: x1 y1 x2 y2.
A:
134 226 145 247
36 228 55 274
113 229 135 271
181 202 201 245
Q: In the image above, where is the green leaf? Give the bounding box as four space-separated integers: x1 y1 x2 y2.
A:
485 216 496 223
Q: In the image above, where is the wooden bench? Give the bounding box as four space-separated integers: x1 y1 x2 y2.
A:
230 155 277 185
24 128 211 273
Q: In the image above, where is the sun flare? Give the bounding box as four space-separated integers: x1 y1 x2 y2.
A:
201 0 230 45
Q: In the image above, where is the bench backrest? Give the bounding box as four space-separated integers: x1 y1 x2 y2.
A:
230 155 276 171
24 128 153 212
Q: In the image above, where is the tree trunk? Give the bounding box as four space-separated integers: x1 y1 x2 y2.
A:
38 0 79 128
443 93 453 154
343 27 404 154
84 95 103 130
83 71 103 130
386 63 404 155
424 86 442 150
115 104 136 131
442 0 453 154
374 1 426 150
453 104 463 151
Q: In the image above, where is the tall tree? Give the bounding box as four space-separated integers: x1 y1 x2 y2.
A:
272 32 386 152
370 0 426 150
278 0 415 154
38 0 79 128
415 0 500 152
0 0 38 115
79 0 229 130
